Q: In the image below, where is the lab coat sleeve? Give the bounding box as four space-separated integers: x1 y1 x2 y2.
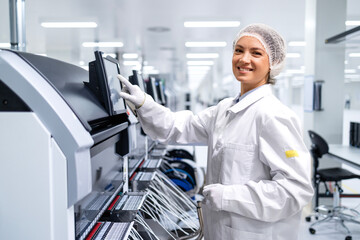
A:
221 115 314 222
136 94 213 145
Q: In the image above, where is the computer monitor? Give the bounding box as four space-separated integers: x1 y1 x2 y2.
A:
87 51 126 116
155 79 166 106
145 77 160 104
129 70 146 92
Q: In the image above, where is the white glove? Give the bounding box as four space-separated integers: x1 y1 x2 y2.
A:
118 74 146 108
203 183 225 211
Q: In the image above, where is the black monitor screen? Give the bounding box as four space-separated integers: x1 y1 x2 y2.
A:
146 77 160 103
87 51 127 116
103 57 126 114
129 70 146 92
155 79 166 105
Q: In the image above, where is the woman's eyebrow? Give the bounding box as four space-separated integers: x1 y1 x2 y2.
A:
235 44 265 52
250 47 266 52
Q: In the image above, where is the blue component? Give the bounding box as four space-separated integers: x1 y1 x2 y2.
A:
164 168 195 186
171 178 193 192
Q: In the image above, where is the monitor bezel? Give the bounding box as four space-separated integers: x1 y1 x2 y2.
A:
94 51 127 116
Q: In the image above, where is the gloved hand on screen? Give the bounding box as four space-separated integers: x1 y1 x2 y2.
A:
118 74 146 108
203 183 225 211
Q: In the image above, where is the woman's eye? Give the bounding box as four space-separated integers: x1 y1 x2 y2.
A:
235 49 243 53
253 52 263 57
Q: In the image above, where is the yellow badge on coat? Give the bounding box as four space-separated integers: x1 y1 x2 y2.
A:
285 150 299 158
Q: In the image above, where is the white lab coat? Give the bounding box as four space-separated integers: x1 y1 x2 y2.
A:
137 84 313 240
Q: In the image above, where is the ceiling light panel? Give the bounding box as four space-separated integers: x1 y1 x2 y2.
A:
82 42 124 48
123 53 138 59
345 74 360 78
188 66 211 70
123 61 139 66
41 22 97 28
349 53 360 57
286 69 305 74
185 42 227 47
144 69 160 74
143 66 154 71
186 53 219 58
345 69 356 73
184 21 240 28
286 53 301 58
0 43 11 48
345 21 360 26
187 61 214 66
288 41 306 46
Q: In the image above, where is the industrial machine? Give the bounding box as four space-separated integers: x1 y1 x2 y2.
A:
0 49 202 240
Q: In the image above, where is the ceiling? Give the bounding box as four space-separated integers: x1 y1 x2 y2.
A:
1 0 360 100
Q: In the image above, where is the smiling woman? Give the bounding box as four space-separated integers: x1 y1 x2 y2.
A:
117 23 314 240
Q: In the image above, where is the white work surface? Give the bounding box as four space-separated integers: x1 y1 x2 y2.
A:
328 144 360 171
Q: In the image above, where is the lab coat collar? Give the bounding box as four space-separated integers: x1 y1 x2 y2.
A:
229 84 272 113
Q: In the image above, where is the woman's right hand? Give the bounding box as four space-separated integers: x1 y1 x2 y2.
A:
118 74 146 108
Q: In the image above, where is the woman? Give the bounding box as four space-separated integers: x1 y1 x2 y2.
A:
118 23 313 240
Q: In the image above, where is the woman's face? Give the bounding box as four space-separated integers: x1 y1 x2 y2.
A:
232 36 270 94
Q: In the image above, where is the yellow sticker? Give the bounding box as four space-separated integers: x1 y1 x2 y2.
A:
285 150 299 158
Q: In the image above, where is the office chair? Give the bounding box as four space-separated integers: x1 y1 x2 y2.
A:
306 130 360 240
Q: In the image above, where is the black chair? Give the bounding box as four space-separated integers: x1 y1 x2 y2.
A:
307 130 360 240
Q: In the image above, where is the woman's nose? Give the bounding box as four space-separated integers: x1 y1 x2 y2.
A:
240 52 250 63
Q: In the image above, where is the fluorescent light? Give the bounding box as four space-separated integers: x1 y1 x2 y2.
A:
184 21 240 28
144 69 160 74
82 42 123 48
186 53 219 58
79 61 85 66
41 22 97 28
188 66 211 70
143 66 154 71
286 53 301 58
185 42 227 47
345 69 356 74
188 70 209 75
0 43 11 48
187 61 214 66
288 41 306 46
278 72 293 77
286 69 304 74
345 60 349 64
358 65 360 69
345 74 360 79
346 21 360 26
123 61 139 66
188 69 210 73
188 73 208 77
123 53 138 59
349 53 360 57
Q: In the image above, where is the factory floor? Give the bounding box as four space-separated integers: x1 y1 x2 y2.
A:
298 198 360 240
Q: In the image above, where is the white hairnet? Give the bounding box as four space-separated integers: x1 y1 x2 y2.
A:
233 23 286 83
